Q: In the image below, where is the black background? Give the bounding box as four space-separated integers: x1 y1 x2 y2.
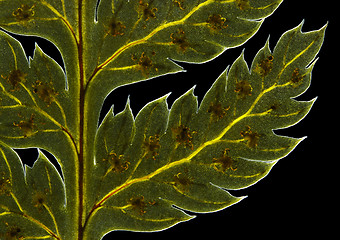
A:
5 0 337 239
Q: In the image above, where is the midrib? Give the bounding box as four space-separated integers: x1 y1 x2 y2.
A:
77 0 85 240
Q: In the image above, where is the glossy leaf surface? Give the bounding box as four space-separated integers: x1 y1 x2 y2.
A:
0 0 325 239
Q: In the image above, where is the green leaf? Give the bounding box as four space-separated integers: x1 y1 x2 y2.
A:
0 0 326 239
0 142 66 239
84 22 326 238
0 31 79 237
85 0 283 111
0 29 76 141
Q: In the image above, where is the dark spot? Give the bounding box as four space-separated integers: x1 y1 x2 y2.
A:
138 0 157 21
107 17 126 37
128 196 155 215
208 102 230 121
12 4 35 22
212 148 237 172
133 52 158 77
236 0 250 10
172 125 196 149
13 114 35 137
32 80 58 106
9 227 21 237
173 173 193 192
290 68 304 88
171 28 190 52
5 225 22 239
138 53 152 69
255 55 274 77
270 105 277 110
1 69 27 91
37 196 44 204
240 126 260 148
103 152 129 173
143 135 161 160
269 102 281 111
234 80 252 99
32 191 47 210
206 14 228 31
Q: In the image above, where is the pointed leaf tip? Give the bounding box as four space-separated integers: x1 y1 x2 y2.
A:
0 1 328 238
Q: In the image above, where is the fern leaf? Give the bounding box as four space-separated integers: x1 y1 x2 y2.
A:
84 22 326 238
0 143 65 239
0 1 326 239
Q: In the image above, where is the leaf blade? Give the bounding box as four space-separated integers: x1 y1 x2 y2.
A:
84 4 284 218
88 0 282 81
86 22 325 238
0 143 67 239
0 29 80 239
0 0 80 93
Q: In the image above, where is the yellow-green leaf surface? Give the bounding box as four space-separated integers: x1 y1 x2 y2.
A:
0 142 67 239
85 22 326 238
0 0 326 240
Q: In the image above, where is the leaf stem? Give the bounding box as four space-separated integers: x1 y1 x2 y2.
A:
77 1 85 240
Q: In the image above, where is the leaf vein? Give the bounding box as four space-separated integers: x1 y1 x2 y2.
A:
88 0 236 85
278 33 320 79
88 79 292 222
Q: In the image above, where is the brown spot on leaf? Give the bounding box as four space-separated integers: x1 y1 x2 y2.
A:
236 0 250 10
290 68 304 88
208 102 230 121
103 152 129 173
13 114 35 137
235 80 252 99
107 17 126 37
4 224 23 240
143 135 161 160
138 0 157 21
172 125 196 149
32 80 58 106
269 102 281 112
206 14 228 32
171 28 190 52
254 55 274 77
128 196 156 215
12 4 35 22
32 190 48 210
173 173 193 192
1 69 27 91
212 148 237 172
132 52 158 77
240 126 260 148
